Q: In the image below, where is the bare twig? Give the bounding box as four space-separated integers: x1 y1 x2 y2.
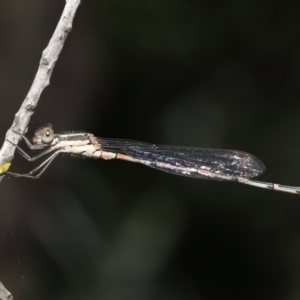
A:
0 281 12 300
0 0 81 296
0 0 81 181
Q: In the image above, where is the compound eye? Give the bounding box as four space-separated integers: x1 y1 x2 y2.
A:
41 127 54 144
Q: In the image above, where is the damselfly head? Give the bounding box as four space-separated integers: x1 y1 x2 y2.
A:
33 125 54 145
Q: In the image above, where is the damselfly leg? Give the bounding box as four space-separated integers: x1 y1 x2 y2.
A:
8 137 54 162
5 152 59 179
5 126 60 178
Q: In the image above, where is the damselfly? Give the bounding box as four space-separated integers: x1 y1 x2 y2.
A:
5 124 300 195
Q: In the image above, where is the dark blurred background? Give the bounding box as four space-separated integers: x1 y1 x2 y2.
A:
0 1 300 299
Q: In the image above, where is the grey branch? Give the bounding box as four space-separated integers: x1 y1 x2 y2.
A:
0 0 81 297
0 281 12 300
0 0 81 180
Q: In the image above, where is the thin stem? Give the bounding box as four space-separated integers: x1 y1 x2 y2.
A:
0 0 81 182
0 281 12 300
0 0 82 295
